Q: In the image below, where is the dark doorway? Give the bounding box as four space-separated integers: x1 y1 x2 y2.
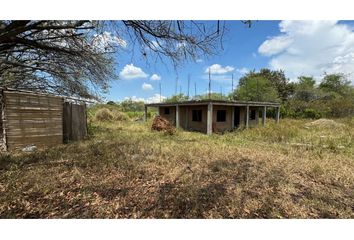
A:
234 107 240 127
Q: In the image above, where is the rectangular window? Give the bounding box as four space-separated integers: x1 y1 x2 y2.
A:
216 110 226 122
164 107 170 115
250 109 256 120
192 110 202 122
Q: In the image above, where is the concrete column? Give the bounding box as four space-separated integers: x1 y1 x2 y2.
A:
144 106 148 122
276 106 280 123
157 106 160 116
245 105 249 129
231 107 235 129
262 106 267 126
207 103 213 135
176 105 180 128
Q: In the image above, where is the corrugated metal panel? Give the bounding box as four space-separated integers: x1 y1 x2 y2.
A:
3 91 64 150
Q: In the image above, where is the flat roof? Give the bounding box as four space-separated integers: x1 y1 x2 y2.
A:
145 99 280 107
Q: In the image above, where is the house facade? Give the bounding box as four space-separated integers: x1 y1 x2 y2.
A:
145 100 280 134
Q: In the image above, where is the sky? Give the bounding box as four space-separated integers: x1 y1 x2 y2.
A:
104 20 354 103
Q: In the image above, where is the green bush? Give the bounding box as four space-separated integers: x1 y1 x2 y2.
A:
302 108 323 119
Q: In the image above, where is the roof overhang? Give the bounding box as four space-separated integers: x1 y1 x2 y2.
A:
145 100 280 107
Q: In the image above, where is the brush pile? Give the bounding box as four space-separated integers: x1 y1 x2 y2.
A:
151 116 175 135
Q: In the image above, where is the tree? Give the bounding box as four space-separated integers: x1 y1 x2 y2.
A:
238 68 294 102
119 99 145 112
164 93 189 103
319 73 351 96
195 92 226 100
0 20 226 98
230 76 279 102
293 76 317 101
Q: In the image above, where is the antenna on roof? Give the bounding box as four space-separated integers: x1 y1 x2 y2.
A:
175 76 178 95
179 85 182 95
194 82 197 98
159 82 162 103
220 86 223 100
187 74 190 99
208 68 211 99
231 73 234 92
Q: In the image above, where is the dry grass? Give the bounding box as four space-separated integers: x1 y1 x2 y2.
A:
0 118 353 218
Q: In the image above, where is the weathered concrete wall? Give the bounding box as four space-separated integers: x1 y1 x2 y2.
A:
159 106 176 126
249 106 260 126
158 104 262 134
179 105 207 133
212 105 233 132
238 106 259 127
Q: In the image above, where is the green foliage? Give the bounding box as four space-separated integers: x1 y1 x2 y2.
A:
196 92 227 100
119 99 145 112
284 73 354 118
238 68 295 102
164 94 190 102
231 76 280 102
319 73 351 95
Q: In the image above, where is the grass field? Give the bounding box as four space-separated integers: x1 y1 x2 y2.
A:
0 116 353 218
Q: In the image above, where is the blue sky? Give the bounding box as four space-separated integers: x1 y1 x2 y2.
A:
105 20 354 102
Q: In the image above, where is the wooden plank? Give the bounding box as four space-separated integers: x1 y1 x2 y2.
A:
4 91 64 150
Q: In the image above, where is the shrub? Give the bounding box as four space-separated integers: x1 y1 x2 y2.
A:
112 110 129 121
94 108 114 122
302 108 323 119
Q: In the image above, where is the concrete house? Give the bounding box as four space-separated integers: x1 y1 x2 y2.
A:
144 100 280 134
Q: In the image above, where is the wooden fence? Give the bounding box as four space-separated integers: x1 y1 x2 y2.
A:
0 89 88 151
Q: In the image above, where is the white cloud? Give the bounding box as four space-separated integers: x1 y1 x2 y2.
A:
142 82 153 90
146 94 166 103
176 41 187 49
258 21 354 81
236 67 249 75
123 94 165 103
92 31 127 52
205 64 235 74
196 59 203 63
258 35 293 56
124 96 145 102
150 74 161 81
119 64 148 80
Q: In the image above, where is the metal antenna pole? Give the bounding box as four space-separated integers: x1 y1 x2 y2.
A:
159 82 162 103
208 68 211 99
187 74 190 99
175 76 178 95
231 73 234 92
194 82 197 97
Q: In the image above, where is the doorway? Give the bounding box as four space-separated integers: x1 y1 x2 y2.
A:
234 107 240 128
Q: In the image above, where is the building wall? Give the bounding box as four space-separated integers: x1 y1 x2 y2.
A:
159 106 176 126
238 106 260 127
2 91 63 151
179 105 208 133
212 105 233 132
157 104 263 134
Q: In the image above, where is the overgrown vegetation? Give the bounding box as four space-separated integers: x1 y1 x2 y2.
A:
0 111 353 218
230 70 354 119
